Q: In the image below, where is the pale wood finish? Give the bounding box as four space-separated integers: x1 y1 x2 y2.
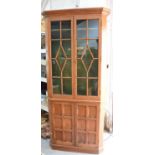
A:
42 7 110 17
43 7 110 154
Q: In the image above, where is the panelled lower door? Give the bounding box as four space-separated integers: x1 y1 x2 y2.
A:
51 101 74 146
49 17 74 146
76 102 99 147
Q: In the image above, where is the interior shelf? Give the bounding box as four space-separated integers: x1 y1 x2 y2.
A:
41 31 47 112
41 49 46 53
41 59 46 65
41 95 48 112
41 77 47 83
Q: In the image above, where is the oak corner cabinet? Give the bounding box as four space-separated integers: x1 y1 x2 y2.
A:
42 7 111 154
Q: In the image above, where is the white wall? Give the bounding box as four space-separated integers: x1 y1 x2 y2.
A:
50 0 76 10
42 0 111 11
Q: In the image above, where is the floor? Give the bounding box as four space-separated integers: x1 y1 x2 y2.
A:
41 132 113 155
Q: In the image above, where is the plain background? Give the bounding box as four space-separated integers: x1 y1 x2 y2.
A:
0 0 155 154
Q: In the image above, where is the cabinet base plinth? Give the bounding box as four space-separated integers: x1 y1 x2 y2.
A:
50 143 103 154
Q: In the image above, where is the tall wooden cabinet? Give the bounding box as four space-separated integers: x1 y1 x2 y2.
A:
42 7 110 153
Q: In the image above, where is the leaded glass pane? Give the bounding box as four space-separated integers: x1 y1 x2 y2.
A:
77 40 86 58
88 40 98 58
62 21 71 29
88 20 98 28
88 79 98 96
52 60 61 76
82 48 93 69
63 60 71 77
51 21 60 29
77 79 86 95
63 79 72 95
57 48 66 69
77 20 86 29
88 60 98 77
62 40 71 58
88 29 98 39
77 60 86 77
62 30 71 39
53 78 61 94
51 30 60 39
52 40 60 58
77 30 86 39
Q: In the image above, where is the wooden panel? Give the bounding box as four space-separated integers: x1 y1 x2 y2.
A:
63 131 72 143
87 120 96 132
88 106 97 118
77 119 86 131
77 105 86 117
55 131 63 141
53 104 62 115
64 104 72 116
54 118 62 129
63 119 72 130
77 133 87 144
88 133 96 144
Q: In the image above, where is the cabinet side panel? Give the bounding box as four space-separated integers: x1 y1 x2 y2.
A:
99 14 108 147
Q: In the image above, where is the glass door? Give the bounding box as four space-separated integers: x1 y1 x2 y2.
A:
76 19 99 97
51 19 73 96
